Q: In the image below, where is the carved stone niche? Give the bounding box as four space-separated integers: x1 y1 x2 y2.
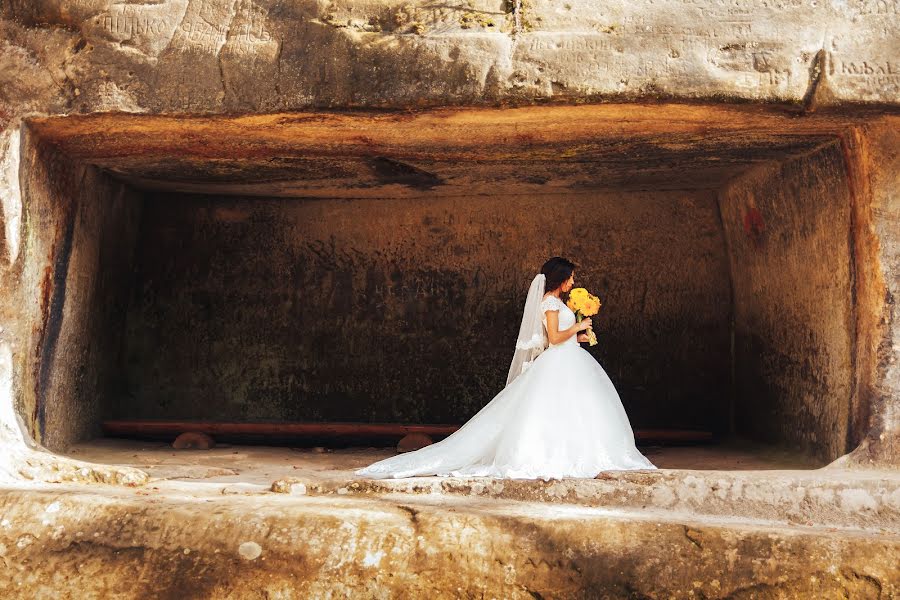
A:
4 104 898 470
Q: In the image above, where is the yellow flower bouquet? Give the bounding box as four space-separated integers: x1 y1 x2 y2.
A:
566 287 601 346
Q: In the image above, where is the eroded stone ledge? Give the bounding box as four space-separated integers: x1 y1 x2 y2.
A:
0 485 896 598
1 0 898 118
278 469 900 533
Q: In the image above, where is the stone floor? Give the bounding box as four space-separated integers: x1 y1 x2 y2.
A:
45 437 895 534
62 437 826 487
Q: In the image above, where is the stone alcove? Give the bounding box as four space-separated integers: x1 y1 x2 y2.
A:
10 104 893 467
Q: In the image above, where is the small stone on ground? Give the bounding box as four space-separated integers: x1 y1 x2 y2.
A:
172 432 215 450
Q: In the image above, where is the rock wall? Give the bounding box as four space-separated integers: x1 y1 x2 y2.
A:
116 189 731 431
842 118 900 467
16 130 142 451
719 142 854 461
2 0 897 113
0 0 897 469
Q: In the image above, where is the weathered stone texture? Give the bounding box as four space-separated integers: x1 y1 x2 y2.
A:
115 189 731 432
17 131 142 451
0 1 896 595
1 0 898 115
0 105 895 468
719 142 854 461
0 0 896 474
0 486 897 599
845 118 900 467
0 129 21 266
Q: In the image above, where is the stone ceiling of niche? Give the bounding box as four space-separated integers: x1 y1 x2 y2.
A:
28 105 852 196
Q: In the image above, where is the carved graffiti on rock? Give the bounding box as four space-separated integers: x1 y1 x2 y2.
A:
89 1 187 57
101 13 171 36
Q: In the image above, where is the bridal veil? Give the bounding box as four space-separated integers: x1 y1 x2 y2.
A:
505 273 548 386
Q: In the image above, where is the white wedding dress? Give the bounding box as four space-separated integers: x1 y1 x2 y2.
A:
355 293 656 480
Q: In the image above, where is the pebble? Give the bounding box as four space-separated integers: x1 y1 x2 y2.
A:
238 541 262 560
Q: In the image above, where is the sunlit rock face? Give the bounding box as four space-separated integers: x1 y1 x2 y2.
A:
0 0 898 467
1 482 898 599
0 2 898 597
1 0 898 112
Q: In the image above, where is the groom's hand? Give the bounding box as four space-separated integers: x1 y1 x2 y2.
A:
577 333 590 343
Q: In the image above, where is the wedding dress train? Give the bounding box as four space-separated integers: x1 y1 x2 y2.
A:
356 291 656 480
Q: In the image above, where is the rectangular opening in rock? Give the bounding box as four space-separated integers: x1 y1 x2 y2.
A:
16 106 875 469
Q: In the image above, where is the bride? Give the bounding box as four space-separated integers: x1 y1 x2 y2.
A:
356 257 656 480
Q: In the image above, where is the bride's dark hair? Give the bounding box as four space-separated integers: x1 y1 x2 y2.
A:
541 257 576 293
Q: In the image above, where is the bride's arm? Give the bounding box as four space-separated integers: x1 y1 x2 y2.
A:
545 310 590 345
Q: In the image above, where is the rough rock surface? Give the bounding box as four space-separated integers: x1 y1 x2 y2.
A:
5 106 898 467
0 1 898 594
0 484 897 599
0 1 898 470
1 0 898 115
